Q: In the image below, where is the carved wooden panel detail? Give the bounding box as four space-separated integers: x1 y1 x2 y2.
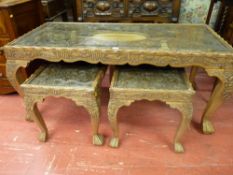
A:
82 0 124 18
77 0 180 22
128 0 172 18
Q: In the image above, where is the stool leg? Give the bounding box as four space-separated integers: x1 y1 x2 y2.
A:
84 100 104 146
108 101 121 148
109 66 115 84
24 96 48 142
189 66 198 89
33 103 49 142
170 102 193 153
24 97 34 122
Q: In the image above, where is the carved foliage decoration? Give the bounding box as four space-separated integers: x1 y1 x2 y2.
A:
129 0 173 17
83 0 124 18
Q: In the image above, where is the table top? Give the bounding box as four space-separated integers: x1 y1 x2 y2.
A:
22 63 103 88
7 22 233 53
113 66 189 90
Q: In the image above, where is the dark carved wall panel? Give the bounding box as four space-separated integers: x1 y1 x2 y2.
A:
76 0 180 22
83 0 124 18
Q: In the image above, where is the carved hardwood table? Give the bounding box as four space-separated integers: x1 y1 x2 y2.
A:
3 22 233 135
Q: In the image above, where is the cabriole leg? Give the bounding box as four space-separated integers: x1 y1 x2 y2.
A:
24 96 48 141
189 66 198 89
202 79 225 134
169 102 193 153
108 101 121 148
24 96 35 122
33 103 48 142
83 99 104 146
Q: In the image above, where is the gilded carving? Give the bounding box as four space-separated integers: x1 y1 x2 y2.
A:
6 60 29 96
4 47 233 69
3 22 233 137
223 71 233 99
166 102 193 153
108 66 194 153
21 64 105 145
205 68 233 101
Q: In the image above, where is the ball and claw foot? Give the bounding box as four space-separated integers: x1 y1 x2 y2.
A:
92 134 104 146
38 132 48 142
109 137 120 148
174 142 184 153
202 120 215 134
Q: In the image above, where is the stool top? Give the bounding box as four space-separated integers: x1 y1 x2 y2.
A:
23 63 103 88
113 66 190 90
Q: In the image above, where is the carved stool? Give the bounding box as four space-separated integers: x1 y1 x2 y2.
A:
108 66 195 153
21 63 105 145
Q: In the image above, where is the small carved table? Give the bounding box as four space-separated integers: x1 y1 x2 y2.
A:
21 63 105 145
108 66 194 153
3 22 233 135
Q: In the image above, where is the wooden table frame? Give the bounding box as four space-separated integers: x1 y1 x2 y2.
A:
3 22 233 135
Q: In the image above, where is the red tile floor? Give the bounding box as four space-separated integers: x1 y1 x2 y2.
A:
0 70 233 175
